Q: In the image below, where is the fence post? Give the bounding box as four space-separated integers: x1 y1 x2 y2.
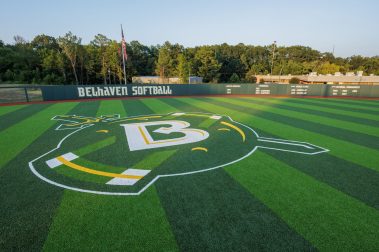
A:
24 87 30 102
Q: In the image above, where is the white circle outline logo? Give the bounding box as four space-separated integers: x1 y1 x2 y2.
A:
29 112 329 196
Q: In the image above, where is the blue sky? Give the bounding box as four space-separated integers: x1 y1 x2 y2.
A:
0 0 378 57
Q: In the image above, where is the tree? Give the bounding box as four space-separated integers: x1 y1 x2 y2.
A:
128 41 157 76
31 34 63 84
176 54 190 83
91 34 111 84
289 77 300 84
31 34 58 51
13 35 27 46
245 68 257 83
106 41 125 84
318 62 340 74
363 57 379 75
1 33 378 85
229 73 240 83
194 46 221 83
275 60 305 75
155 41 183 78
58 32 82 84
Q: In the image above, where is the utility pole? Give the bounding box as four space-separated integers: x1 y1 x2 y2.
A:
271 41 277 75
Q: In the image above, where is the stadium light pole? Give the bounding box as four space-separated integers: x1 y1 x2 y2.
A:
270 41 277 75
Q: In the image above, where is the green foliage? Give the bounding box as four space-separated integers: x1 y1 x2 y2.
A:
274 60 305 75
244 72 257 83
91 34 111 84
195 46 221 83
0 33 379 84
58 32 82 84
229 73 240 83
318 62 341 75
289 77 301 84
155 41 183 78
177 54 190 83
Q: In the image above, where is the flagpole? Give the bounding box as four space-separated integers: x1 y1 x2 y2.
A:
122 48 127 84
121 24 127 84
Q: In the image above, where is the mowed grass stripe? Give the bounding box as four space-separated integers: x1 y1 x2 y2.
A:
256 97 379 122
44 99 179 251
0 101 99 251
122 98 152 116
0 102 78 169
163 97 211 113
302 98 379 113
238 97 379 128
225 151 379 251
0 103 53 132
43 188 178 252
141 98 179 114
285 98 379 116
221 97 379 137
141 98 315 250
311 98 379 108
211 98 379 150
180 97 379 171
163 98 222 128
166 98 379 209
0 104 27 117
311 98 379 109
261 144 379 209
156 169 315 251
97 99 127 117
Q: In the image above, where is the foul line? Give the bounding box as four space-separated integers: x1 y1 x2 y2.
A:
56 156 142 179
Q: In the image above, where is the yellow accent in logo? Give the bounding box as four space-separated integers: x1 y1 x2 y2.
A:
191 147 208 152
96 130 109 133
182 128 206 136
63 116 101 127
183 113 211 118
138 126 186 145
109 116 162 124
56 156 142 179
220 121 246 142
217 128 231 131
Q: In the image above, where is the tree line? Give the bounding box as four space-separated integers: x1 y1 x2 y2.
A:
1 32 379 85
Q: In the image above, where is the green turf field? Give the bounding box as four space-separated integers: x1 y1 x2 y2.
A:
1 96 379 251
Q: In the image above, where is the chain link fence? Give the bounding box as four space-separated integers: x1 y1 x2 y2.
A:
0 85 43 104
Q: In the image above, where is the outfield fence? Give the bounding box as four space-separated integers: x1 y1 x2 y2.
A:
1 84 379 104
0 85 43 103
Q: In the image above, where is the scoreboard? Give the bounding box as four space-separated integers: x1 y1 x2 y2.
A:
255 84 272 95
330 85 361 97
290 85 309 95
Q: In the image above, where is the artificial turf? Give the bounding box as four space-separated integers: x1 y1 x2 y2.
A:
0 96 378 251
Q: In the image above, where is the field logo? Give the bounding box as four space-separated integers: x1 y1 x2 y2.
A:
29 112 329 195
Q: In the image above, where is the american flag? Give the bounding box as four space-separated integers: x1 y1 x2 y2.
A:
121 26 128 61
